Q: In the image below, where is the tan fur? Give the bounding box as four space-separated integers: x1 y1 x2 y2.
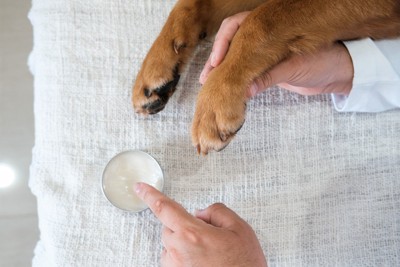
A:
132 0 400 154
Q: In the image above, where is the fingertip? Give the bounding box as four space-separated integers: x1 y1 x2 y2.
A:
199 70 206 85
211 49 224 67
198 203 244 228
134 182 151 199
134 182 143 194
247 83 258 98
199 54 214 84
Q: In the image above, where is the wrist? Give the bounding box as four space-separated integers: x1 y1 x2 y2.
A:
331 42 354 95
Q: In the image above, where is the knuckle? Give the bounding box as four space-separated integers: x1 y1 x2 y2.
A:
168 247 181 263
153 198 168 215
180 226 202 245
209 202 227 211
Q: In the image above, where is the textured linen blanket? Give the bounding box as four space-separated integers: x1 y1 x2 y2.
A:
29 0 400 266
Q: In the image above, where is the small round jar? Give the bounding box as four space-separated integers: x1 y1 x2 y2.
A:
102 150 164 212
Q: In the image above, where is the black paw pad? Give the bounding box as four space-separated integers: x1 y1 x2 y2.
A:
141 65 181 114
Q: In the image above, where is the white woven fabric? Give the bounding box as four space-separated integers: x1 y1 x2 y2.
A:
28 0 400 266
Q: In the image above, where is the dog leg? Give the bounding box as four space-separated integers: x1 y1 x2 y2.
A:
192 0 400 154
132 0 265 114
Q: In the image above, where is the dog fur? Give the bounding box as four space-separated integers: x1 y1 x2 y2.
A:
132 0 400 154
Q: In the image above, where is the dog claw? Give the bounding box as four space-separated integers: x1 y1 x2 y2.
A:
144 88 152 98
173 40 186 54
195 144 209 156
216 143 229 152
219 132 228 142
196 144 201 155
199 31 207 40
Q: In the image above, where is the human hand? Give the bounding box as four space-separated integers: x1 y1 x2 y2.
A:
135 182 267 267
199 12 354 97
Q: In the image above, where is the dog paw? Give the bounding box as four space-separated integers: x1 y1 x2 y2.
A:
132 3 208 115
133 63 181 115
191 79 246 155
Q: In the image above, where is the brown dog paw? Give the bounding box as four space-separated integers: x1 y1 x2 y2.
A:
191 76 247 155
133 64 181 115
132 2 208 115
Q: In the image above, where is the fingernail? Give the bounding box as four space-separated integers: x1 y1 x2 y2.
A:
248 84 258 98
199 70 205 84
134 182 142 194
210 52 216 66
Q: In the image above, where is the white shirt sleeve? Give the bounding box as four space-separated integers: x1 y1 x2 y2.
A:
331 38 400 112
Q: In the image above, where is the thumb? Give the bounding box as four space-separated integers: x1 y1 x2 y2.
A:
247 54 301 98
195 203 245 230
247 73 273 98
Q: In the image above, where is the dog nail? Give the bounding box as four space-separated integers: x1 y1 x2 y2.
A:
144 88 152 98
196 144 201 155
174 41 186 54
216 143 229 152
199 32 207 40
219 133 227 142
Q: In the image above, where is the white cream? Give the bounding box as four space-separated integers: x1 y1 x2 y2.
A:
102 150 163 212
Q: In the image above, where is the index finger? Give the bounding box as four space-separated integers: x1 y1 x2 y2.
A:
212 11 250 67
135 182 195 231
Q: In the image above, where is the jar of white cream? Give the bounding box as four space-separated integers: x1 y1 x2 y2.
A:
102 150 164 212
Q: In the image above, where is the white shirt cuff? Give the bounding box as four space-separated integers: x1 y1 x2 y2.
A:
331 38 400 112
